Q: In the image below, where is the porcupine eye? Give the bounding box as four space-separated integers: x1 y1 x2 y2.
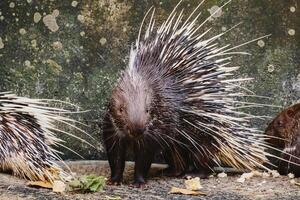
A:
277 120 284 128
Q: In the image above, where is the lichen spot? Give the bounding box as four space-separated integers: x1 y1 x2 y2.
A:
77 14 85 23
9 2 15 8
34 12 42 23
31 39 37 48
71 1 78 7
288 29 295 36
267 64 275 73
290 6 296 13
43 12 59 32
257 40 265 48
80 31 85 37
208 5 222 20
99 37 107 46
19 28 27 35
24 60 31 67
52 41 63 50
0 37 4 49
52 9 59 17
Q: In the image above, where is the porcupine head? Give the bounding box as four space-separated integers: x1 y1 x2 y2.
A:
108 68 154 140
266 103 300 150
265 103 300 175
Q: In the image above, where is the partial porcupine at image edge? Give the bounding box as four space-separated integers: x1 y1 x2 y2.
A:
102 0 297 185
0 92 92 182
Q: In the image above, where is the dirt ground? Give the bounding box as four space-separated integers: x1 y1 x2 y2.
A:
0 161 300 200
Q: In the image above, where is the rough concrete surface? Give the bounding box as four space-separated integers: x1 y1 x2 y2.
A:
0 0 300 159
0 161 299 200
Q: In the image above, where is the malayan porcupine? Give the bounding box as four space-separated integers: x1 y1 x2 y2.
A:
0 92 91 182
102 1 285 186
266 103 300 176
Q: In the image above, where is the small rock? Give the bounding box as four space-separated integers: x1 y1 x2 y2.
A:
236 177 245 183
184 177 202 191
52 180 66 193
270 170 280 178
290 179 296 185
217 172 227 178
288 173 295 179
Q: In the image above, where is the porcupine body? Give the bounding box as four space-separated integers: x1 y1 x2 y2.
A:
266 103 300 176
0 92 85 182
103 1 272 186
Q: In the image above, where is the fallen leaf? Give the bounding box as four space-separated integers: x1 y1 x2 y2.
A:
168 187 206 196
294 182 300 186
27 181 53 189
53 180 66 193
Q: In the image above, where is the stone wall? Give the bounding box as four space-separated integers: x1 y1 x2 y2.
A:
0 0 299 159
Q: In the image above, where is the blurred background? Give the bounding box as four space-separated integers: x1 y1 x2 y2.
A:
0 0 299 160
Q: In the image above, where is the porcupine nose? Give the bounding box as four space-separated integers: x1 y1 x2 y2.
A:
134 127 145 136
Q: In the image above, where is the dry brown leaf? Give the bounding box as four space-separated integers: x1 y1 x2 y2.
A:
294 182 300 186
168 187 206 196
27 181 53 189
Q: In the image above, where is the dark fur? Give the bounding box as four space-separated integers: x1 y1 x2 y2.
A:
265 103 300 176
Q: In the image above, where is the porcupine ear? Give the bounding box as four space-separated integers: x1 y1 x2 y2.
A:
286 109 295 118
286 102 300 118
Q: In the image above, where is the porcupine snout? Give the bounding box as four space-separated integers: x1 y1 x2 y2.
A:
126 117 147 137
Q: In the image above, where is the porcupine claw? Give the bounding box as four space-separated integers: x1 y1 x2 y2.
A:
107 177 122 186
132 177 146 188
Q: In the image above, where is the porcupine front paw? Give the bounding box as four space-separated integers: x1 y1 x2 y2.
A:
132 175 146 188
107 175 123 185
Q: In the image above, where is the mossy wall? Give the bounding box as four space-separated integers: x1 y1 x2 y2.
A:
0 0 299 159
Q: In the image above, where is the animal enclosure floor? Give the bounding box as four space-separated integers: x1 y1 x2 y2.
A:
0 161 299 200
